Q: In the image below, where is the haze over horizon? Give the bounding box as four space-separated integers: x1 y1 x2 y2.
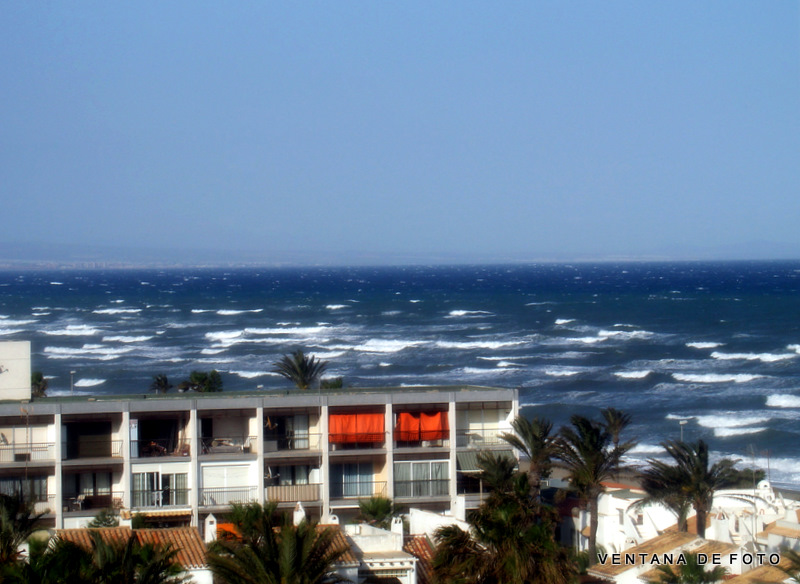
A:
2 3 798 266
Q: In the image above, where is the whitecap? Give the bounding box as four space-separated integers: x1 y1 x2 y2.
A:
554 319 574 325
74 378 106 387
42 325 102 336
496 361 516 368
598 329 654 340
102 335 153 343
93 308 142 315
789 344 800 354
201 348 227 355
44 345 133 361
696 414 770 428
629 443 665 455
381 310 402 316
204 330 244 342
50 282 63 286
0 318 37 326
434 340 523 350
686 342 723 349
379 362 392 367
217 309 263 315
353 339 424 353
308 351 345 359
191 309 213 313
244 326 330 336
615 370 653 379
326 305 349 310
710 351 796 363
715 427 766 438
0 329 23 336
672 373 763 383
766 394 800 408
229 370 271 379
564 336 605 345
409 300 422 303
544 368 580 377
447 309 493 317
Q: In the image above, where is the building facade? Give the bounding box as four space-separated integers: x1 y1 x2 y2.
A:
0 384 518 532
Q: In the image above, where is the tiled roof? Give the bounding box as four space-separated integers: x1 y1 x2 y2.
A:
404 535 434 584
724 558 794 584
318 524 358 565
639 542 739 582
56 527 208 570
664 514 713 535
588 532 698 577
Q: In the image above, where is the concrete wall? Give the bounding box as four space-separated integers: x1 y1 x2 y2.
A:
0 341 31 401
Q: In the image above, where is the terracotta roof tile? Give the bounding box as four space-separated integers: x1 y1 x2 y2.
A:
724 558 794 584
588 532 698 578
404 535 434 584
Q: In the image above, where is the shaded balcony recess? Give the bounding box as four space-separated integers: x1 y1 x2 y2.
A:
132 439 190 458
265 483 321 503
0 442 56 462
201 436 256 454
394 411 449 447
199 486 259 507
394 479 450 498
63 491 123 512
330 480 387 499
455 428 508 448
65 438 123 460
263 432 321 452
132 488 191 509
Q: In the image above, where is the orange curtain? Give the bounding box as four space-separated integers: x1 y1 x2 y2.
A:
357 413 385 443
395 412 420 441
420 411 449 441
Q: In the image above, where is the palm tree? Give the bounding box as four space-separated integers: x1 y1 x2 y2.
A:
31 372 48 398
646 552 728 584
643 440 737 539
357 496 403 530
433 458 575 584
501 416 557 500
178 370 223 393
272 350 329 390
207 502 348 584
556 415 630 566
781 548 800 584
0 494 45 565
601 407 632 451
638 460 692 533
149 374 172 394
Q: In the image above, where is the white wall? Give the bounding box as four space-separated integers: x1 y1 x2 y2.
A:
0 342 31 401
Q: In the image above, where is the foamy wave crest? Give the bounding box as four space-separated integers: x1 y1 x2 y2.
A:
715 427 766 438
191 309 213 313
74 378 106 387
598 329 654 340
244 326 330 336
789 344 800 354
102 335 153 343
205 330 244 342
229 370 272 379
326 304 349 310
43 325 102 336
44 345 134 361
93 308 142 315
766 394 800 408
496 361 516 368
696 414 770 428
0 318 36 326
615 370 653 380
711 351 796 363
447 310 493 317
379 362 392 367
544 369 580 377
564 337 605 345
672 373 763 383
201 348 227 355
555 319 575 325
687 342 722 349
629 443 665 455
354 339 424 353
50 282 63 285
381 310 402 316
217 309 263 315
309 351 345 359
435 340 523 350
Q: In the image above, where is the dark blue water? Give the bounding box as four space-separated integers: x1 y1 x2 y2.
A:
1 262 798 485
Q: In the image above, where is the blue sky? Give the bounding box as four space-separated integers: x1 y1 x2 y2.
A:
1 2 798 264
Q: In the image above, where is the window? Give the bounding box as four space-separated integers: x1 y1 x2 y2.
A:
331 462 374 498
0 476 47 501
132 472 188 507
394 461 448 497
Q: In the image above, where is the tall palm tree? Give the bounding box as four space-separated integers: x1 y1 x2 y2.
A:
433 459 575 584
501 416 557 500
0 494 45 565
357 496 403 530
601 407 632 451
207 502 348 584
149 374 172 394
781 548 800 584
272 350 329 390
638 460 692 532
646 552 728 584
643 440 737 539
556 415 630 566
31 372 48 398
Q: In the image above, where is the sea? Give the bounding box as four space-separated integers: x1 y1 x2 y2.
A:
1 262 799 486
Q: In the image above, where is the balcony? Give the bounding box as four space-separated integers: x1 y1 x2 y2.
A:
393 437 450 449
131 489 191 509
394 479 449 499
132 439 190 458
265 483 321 503
63 491 123 512
199 486 259 507
330 480 387 500
329 433 385 451
0 442 56 463
65 438 123 460
201 436 256 455
263 433 321 453
456 429 507 448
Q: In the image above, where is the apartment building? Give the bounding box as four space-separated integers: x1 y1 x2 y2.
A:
0 383 518 532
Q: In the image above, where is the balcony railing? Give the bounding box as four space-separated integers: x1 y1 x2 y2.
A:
132 489 191 509
263 433 321 453
456 429 507 448
201 436 256 455
329 434 385 450
394 479 450 498
63 491 124 512
330 480 387 499
199 486 259 507
265 483 321 503
3 493 56 514
132 439 191 458
393 437 450 449
0 443 56 463
65 438 123 460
